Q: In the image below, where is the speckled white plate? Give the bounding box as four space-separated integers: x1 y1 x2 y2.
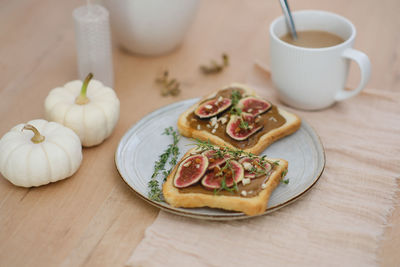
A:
115 98 325 220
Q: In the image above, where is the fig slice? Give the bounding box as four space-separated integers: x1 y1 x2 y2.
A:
201 160 244 190
238 157 256 179
237 96 271 116
226 113 262 141
202 149 231 170
239 157 272 178
173 154 209 188
194 97 232 119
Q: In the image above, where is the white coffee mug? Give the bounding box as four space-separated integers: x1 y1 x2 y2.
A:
269 10 371 110
103 0 199 56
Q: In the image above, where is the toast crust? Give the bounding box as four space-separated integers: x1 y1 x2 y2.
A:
177 83 301 155
163 148 288 216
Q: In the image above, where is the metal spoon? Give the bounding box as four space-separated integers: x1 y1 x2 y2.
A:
279 0 297 40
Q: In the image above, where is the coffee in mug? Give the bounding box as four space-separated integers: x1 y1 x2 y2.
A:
280 30 344 48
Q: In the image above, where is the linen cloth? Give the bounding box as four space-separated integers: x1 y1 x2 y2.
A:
127 86 400 267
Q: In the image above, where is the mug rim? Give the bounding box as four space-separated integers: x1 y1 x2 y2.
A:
269 10 357 51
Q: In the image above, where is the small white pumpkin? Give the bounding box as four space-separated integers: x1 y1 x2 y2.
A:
44 73 120 147
0 119 82 187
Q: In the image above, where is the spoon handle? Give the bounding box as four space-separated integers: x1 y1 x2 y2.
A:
279 0 297 40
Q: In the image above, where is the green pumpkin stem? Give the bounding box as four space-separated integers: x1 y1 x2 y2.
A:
75 73 93 105
22 124 45 144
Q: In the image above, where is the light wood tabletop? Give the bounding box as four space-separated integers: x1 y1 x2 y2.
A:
0 0 399 266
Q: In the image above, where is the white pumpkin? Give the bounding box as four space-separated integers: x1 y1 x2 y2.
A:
44 73 120 147
0 119 82 187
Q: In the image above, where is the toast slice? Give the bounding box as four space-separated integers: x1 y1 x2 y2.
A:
178 83 301 155
163 145 288 216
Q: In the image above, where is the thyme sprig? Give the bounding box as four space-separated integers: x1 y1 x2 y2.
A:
155 71 181 96
281 169 289 184
230 106 242 117
162 127 180 180
200 53 229 74
213 160 238 195
229 90 252 130
193 139 281 172
192 138 256 160
239 120 249 130
148 127 181 201
230 89 242 107
281 179 290 184
221 160 239 192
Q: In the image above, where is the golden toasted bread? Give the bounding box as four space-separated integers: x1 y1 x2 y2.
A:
163 146 288 216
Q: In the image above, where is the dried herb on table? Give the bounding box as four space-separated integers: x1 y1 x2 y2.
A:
155 71 181 96
200 53 229 74
148 127 181 201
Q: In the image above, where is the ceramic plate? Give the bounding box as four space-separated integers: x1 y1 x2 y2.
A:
115 98 325 220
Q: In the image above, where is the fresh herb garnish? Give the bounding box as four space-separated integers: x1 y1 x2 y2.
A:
220 176 236 193
281 179 290 184
229 106 242 117
163 127 181 180
280 169 289 184
229 90 251 128
230 90 242 107
192 138 257 160
272 160 280 166
239 120 249 130
148 180 163 202
200 53 229 74
148 127 181 201
155 71 181 96
247 157 270 176
214 160 238 194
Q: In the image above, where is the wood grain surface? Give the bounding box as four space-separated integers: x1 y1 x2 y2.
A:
0 0 399 266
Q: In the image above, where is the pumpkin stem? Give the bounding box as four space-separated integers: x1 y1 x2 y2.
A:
22 124 45 144
75 73 93 105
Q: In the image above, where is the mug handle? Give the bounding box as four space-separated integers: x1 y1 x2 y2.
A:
335 48 371 101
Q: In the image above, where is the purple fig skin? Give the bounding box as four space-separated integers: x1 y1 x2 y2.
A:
201 160 244 190
202 150 231 170
226 114 262 141
194 97 232 119
237 97 271 116
173 154 209 188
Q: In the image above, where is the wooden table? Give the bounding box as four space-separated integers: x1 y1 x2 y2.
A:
0 0 399 266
